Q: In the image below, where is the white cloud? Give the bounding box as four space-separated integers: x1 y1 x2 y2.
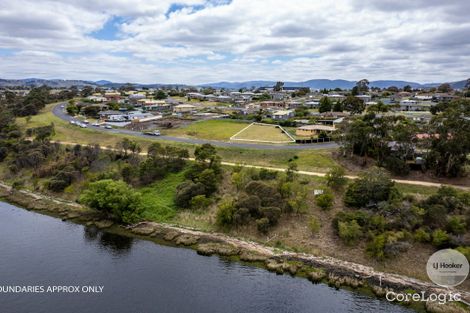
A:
0 0 469 84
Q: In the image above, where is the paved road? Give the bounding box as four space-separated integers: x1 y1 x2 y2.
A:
52 103 339 150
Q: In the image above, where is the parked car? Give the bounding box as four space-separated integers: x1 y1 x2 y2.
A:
79 123 87 128
83 120 90 124
92 123 100 127
70 120 76 125
105 125 113 129
144 130 161 136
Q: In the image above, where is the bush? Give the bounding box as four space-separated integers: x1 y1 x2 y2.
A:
414 228 431 243
315 192 334 210
190 195 211 210
259 168 277 180
216 198 235 227
344 168 398 208
259 207 281 225
456 246 470 261
431 229 451 248
446 216 467 235
308 216 321 234
367 233 386 260
256 217 271 234
338 220 362 245
325 166 347 189
174 181 206 208
79 179 142 223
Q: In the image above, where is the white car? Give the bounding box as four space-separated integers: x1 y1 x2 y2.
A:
83 120 90 124
79 123 87 128
70 120 76 125
92 123 100 127
105 125 113 129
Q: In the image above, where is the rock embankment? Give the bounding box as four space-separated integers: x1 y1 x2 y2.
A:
1 182 468 313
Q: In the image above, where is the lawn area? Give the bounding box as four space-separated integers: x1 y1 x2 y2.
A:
231 123 294 143
138 171 186 222
161 119 249 141
16 103 339 173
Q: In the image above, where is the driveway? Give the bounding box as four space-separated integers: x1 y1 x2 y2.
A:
52 103 339 150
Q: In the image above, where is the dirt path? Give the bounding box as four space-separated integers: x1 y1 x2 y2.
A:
52 140 470 190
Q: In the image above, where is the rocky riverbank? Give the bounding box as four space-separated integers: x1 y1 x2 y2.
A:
0 181 468 313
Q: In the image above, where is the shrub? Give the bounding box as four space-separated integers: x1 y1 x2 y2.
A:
414 228 431 243
308 216 321 234
79 179 142 223
367 233 386 260
325 166 347 189
174 181 206 208
216 198 235 227
259 207 282 225
315 192 334 210
431 229 451 248
344 167 398 208
256 217 271 234
456 246 470 261
446 216 467 235
190 195 211 210
259 168 278 180
236 194 261 215
338 220 362 245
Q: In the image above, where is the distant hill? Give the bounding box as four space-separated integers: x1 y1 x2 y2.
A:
201 79 467 90
0 78 467 90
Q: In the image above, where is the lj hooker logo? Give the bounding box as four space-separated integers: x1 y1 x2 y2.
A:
426 249 469 287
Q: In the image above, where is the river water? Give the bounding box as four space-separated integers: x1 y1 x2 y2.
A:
0 201 414 313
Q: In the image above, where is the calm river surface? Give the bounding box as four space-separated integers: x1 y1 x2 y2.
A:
0 201 414 313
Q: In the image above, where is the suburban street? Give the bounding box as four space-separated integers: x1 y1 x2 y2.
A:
52 102 339 150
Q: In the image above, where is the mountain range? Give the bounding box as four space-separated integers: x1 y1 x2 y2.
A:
0 78 467 90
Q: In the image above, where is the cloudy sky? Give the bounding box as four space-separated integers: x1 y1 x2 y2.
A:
0 0 469 84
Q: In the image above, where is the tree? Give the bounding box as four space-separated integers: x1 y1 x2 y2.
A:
80 86 94 97
342 95 365 114
437 83 453 93
333 101 343 112
403 85 412 92
79 179 142 223
426 99 470 177
318 96 332 113
155 90 168 100
273 81 284 92
194 144 220 171
356 79 369 93
66 103 79 115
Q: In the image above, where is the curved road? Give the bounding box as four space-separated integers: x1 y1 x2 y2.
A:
53 103 338 150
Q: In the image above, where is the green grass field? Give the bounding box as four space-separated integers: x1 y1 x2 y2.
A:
139 171 186 222
231 123 293 143
162 119 249 141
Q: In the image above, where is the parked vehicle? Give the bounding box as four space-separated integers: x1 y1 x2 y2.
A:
105 125 113 129
92 123 100 127
144 130 161 136
79 123 87 128
83 120 90 124
70 120 76 125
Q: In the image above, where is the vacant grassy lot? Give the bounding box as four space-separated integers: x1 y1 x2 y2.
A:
162 119 249 141
231 123 293 143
